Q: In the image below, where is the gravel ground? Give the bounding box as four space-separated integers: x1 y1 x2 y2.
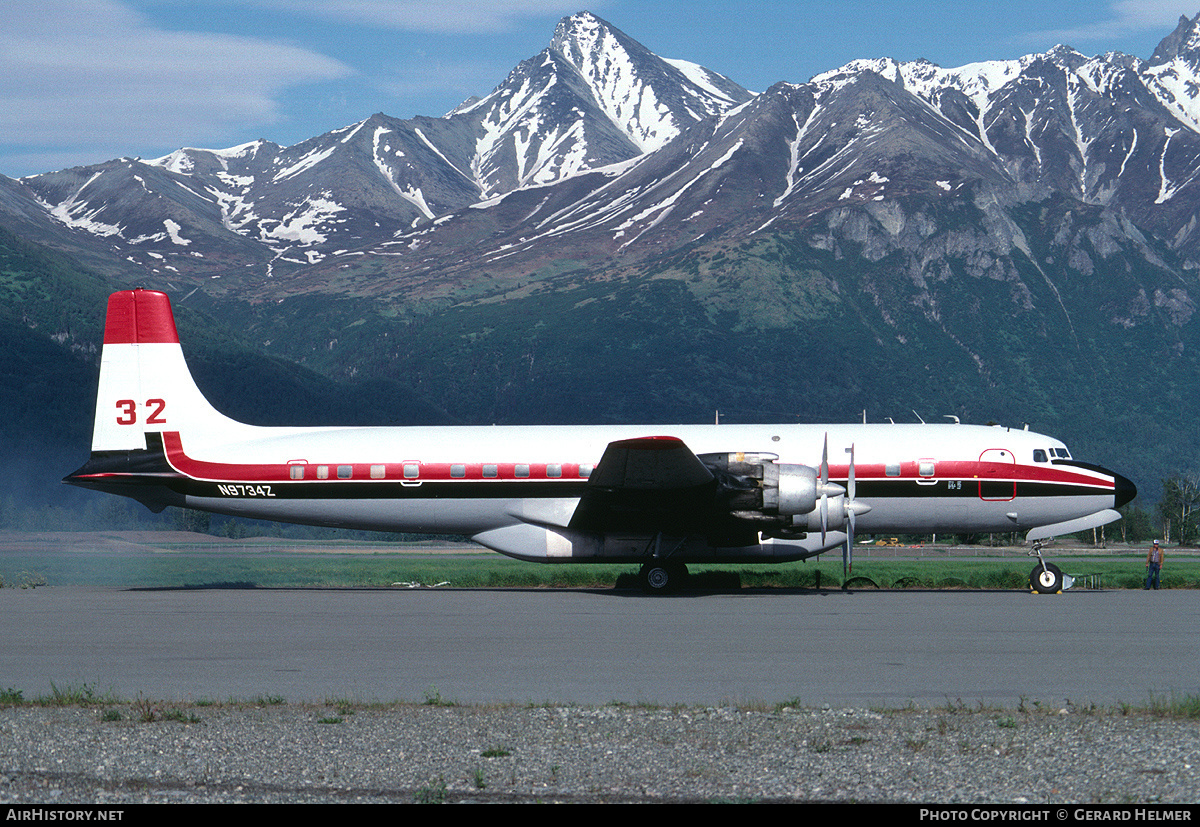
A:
1 702 1198 804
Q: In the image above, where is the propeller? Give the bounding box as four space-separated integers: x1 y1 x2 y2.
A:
819 435 829 545
841 442 874 589
817 433 852 547
844 443 856 588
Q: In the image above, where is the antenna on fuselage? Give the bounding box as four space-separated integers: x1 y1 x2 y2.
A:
944 415 960 424
912 410 926 424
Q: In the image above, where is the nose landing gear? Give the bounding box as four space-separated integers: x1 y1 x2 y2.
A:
1028 541 1070 594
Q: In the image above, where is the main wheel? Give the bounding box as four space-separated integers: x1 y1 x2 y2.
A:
1029 562 1064 594
639 562 687 594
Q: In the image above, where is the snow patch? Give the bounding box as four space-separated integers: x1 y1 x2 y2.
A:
43 172 122 237
663 58 748 101
163 219 191 246
273 145 337 183
260 195 345 245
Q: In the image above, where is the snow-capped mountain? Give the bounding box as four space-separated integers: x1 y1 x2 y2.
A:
1 12 750 284
330 18 1200 303
547 11 750 152
3 9 1200 341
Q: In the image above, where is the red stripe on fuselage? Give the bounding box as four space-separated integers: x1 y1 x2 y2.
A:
158 432 1114 491
818 460 1113 490
160 433 589 484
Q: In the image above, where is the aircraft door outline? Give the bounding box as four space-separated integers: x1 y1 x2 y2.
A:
978 448 1016 502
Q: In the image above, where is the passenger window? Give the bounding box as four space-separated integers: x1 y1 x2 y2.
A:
515 464 530 478
547 464 562 478
450 464 466 478
1033 450 1048 463
337 465 353 479
885 463 900 477
483 464 498 478
370 465 386 479
289 465 305 480
918 461 935 477
316 465 329 480
403 464 419 479
579 465 592 478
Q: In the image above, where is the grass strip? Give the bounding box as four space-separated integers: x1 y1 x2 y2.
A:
3 547 1199 590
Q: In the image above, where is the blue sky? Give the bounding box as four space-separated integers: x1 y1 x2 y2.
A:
2 0 1197 177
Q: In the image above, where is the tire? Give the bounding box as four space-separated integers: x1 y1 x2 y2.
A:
639 562 686 594
1030 562 1064 594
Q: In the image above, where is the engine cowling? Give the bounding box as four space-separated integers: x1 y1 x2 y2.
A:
763 462 820 516
699 453 821 523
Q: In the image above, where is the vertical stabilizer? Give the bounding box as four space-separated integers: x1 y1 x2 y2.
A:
90 289 241 453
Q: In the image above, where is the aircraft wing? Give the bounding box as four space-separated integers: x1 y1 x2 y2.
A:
568 436 723 536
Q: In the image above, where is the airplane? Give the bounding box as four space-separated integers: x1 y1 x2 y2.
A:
65 289 1137 594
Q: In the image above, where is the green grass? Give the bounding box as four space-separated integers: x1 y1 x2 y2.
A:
2 537 1199 590
1146 692 1200 719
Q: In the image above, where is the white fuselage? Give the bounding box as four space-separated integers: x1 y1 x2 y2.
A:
160 421 1123 560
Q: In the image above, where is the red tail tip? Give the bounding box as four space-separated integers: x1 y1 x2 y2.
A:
103 290 179 345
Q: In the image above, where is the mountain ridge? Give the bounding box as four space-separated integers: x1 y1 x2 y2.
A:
7 11 1200 293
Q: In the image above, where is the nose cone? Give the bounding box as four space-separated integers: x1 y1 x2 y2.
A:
1112 470 1138 509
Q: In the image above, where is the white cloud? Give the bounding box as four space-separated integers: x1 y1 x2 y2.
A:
243 0 589 34
1026 1 1196 48
0 0 351 172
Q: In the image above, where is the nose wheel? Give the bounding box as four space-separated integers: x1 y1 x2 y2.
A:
1030 562 1064 594
1028 542 1065 594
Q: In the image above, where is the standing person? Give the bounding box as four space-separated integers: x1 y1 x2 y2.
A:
1145 539 1165 590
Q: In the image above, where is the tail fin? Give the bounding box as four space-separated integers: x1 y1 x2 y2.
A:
90 289 241 453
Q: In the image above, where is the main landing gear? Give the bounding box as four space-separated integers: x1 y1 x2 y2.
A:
638 562 688 594
1028 541 1066 594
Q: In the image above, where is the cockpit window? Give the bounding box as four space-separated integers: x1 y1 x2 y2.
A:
1052 448 1071 459
1033 449 1048 463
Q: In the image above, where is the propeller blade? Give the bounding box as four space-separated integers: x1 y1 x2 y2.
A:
844 535 854 588
820 434 829 544
844 443 856 587
847 443 855 575
847 509 855 576
820 434 829 485
847 442 856 503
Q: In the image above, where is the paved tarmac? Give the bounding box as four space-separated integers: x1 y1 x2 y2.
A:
1 586 1196 708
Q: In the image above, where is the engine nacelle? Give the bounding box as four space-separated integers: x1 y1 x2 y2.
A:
762 462 819 516
699 453 821 522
